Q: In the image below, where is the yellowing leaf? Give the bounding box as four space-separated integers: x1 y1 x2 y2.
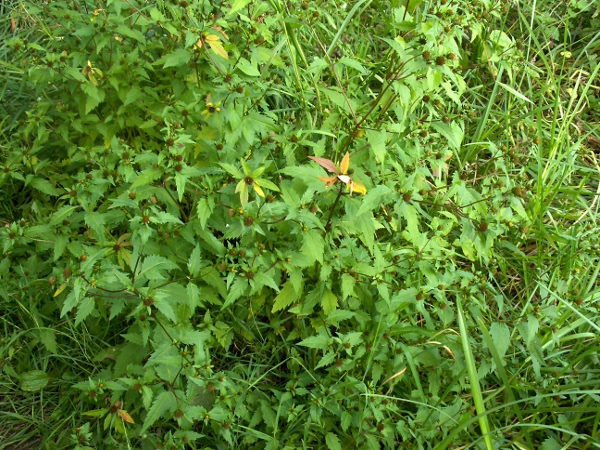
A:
204 34 220 42
253 183 265 198
340 152 350 174
208 40 228 59
350 180 367 195
54 284 67 297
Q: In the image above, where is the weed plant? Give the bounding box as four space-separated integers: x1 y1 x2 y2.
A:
0 0 599 448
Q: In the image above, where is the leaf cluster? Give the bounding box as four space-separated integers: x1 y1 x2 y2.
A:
1 0 599 448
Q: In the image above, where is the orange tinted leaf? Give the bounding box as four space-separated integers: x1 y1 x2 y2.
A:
117 409 135 424
308 156 339 174
319 176 338 188
340 152 350 174
205 34 220 42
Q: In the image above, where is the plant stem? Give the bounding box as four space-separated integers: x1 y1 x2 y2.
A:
324 185 343 234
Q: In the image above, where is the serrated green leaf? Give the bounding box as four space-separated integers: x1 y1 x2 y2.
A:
141 390 177 433
338 57 367 74
431 121 464 149
115 25 145 43
325 309 355 326
280 182 302 207
341 411 353 431
137 255 178 281
366 129 387 161
163 48 192 68
175 173 186 202
527 315 539 346
197 197 214 229
321 289 338 316
301 229 324 263
154 296 177 322
60 291 78 318
228 0 253 15
84 211 106 238
341 274 355 300
342 331 363 347
54 235 69 261
187 282 200 309
320 86 355 111
315 351 336 369
130 168 162 190
356 209 377 250
297 334 331 350
399 202 420 239
241 159 252 176
142 386 153 411
124 86 142 106
253 272 280 292
237 59 260 76
325 432 342 450
541 437 562 450
82 408 109 417
237 181 249 206
261 402 277 429
23 225 52 239
150 7 166 22
357 185 391 216
82 82 104 113
146 343 180 367
489 322 510 359
223 277 248 309
289 268 303 293
187 245 202 277
30 177 61 196
271 280 299 313
219 162 244 179
150 211 182 224
49 205 79 225
75 296 95 326
39 328 57 353
196 228 225 256
213 321 233 350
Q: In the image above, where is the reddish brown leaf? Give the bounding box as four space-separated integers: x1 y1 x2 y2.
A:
308 156 339 174
318 176 338 188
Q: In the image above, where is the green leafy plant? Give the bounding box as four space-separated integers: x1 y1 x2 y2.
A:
221 159 280 206
1 0 599 448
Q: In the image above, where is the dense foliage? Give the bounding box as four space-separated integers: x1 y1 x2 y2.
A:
1 0 599 448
